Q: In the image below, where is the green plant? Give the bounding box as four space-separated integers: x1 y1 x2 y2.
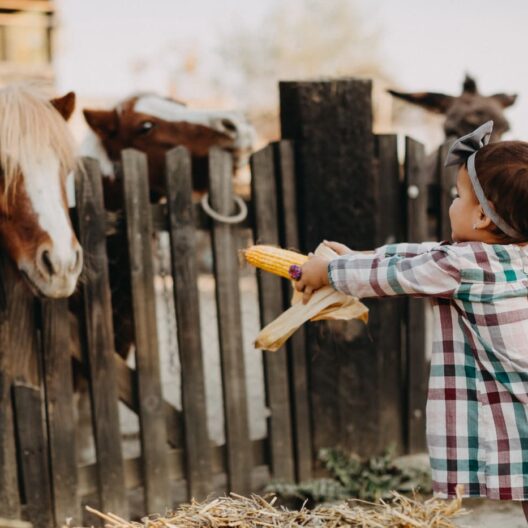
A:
266 447 432 505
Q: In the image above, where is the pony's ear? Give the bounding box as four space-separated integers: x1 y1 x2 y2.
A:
491 93 518 108
50 92 76 121
388 90 455 114
83 108 118 136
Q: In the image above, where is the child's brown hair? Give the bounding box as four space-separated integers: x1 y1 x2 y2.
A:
475 141 528 242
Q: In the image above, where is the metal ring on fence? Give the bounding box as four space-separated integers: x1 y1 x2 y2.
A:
200 192 248 224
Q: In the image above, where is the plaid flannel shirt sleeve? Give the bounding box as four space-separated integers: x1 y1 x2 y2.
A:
328 246 461 299
374 241 443 259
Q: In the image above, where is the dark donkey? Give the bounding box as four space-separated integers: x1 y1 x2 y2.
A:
389 75 517 142
389 75 518 239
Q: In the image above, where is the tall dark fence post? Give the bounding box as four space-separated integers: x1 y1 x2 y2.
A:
279 79 387 457
404 137 428 453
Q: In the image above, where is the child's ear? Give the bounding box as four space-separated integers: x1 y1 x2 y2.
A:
478 205 493 229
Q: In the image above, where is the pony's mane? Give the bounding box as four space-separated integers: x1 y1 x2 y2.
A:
0 84 76 197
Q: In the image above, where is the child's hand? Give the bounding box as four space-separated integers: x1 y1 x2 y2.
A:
294 255 330 304
323 240 353 255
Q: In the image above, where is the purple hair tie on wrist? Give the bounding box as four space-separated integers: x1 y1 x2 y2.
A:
289 264 302 281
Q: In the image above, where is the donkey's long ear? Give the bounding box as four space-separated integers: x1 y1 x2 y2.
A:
50 92 76 121
83 109 119 137
388 90 455 114
491 93 518 108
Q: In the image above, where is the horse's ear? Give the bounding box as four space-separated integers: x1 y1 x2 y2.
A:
491 93 518 108
50 92 76 121
83 108 118 136
388 90 455 114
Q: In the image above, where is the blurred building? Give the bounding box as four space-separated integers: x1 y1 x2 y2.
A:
0 0 54 90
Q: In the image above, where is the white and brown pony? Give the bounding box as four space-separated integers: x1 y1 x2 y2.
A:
80 93 255 207
0 85 82 298
77 93 255 357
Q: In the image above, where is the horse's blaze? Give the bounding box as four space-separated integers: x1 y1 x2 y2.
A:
0 87 82 299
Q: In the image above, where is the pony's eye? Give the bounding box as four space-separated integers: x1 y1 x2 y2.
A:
138 121 155 135
221 118 237 133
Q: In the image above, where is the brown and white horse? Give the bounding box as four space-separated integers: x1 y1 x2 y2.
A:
0 85 82 298
80 93 255 206
389 75 517 142
78 93 255 358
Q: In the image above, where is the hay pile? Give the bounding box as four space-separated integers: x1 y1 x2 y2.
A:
84 488 467 528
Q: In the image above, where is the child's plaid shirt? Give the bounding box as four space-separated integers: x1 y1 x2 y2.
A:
328 241 528 500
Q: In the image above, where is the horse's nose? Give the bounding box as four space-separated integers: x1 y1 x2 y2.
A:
36 243 82 280
71 246 83 275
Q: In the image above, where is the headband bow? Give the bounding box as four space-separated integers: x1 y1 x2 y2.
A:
444 120 522 240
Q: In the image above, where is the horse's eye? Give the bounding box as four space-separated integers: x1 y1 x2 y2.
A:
221 119 237 133
138 121 155 135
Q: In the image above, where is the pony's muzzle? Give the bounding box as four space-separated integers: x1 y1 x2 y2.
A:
36 242 83 287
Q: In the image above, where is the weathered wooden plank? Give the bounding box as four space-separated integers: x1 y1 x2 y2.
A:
0 257 20 518
41 299 80 524
78 438 269 497
165 147 211 499
12 383 53 528
374 135 405 452
250 144 295 482
6 279 39 386
404 137 429 453
75 158 127 516
438 140 457 241
280 79 381 456
274 140 313 481
121 149 170 512
208 147 252 494
70 345 183 449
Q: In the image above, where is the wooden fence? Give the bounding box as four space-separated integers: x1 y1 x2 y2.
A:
0 78 456 527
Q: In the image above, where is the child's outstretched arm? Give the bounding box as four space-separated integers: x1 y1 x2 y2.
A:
296 245 461 303
329 247 461 299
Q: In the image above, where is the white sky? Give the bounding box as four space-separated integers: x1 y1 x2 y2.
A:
54 0 528 139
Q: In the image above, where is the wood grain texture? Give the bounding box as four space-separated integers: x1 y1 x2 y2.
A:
75 158 127 516
209 147 252 494
122 149 170 512
12 383 53 528
0 256 20 517
274 140 313 481
165 147 211 499
41 299 80 524
280 79 381 456
404 137 428 453
250 144 295 482
374 135 405 453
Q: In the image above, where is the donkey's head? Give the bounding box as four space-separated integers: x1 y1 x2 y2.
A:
0 86 82 298
389 75 517 142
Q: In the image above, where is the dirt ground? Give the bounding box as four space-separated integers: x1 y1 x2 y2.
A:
396 455 526 527
455 499 525 527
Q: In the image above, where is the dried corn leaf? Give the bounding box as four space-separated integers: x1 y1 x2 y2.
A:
254 243 369 351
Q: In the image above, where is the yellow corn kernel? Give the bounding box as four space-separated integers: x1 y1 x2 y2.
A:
243 245 308 279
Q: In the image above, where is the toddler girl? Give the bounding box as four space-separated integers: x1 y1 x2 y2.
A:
295 121 528 519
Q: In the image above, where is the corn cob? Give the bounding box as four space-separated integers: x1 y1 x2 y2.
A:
243 245 308 279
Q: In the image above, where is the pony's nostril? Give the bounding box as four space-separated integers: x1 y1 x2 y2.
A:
41 250 55 276
72 248 83 273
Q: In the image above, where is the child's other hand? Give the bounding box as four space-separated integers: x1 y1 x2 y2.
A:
294 255 330 304
323 240 352 255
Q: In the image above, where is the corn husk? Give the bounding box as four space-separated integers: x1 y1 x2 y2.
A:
82 487 467 528
254 243 369 352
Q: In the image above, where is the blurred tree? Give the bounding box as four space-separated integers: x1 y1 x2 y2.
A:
215 0 391 140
